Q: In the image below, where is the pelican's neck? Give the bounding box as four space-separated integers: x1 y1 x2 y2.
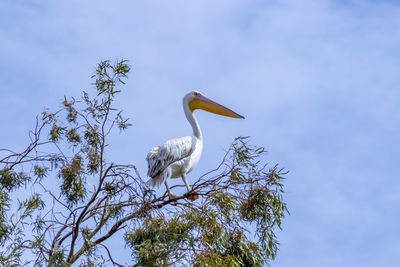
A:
184 102 202 140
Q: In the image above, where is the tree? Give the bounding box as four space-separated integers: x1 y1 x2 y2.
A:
0 60 288 266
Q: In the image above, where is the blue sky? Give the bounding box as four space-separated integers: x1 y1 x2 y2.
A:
1 0 400 266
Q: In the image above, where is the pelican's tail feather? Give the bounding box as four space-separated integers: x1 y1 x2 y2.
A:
145 173 167 189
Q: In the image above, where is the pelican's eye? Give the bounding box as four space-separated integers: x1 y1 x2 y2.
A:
194 92 200 96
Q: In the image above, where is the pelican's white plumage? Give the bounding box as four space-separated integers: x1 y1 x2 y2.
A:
146 136 201 188
146 91 243 199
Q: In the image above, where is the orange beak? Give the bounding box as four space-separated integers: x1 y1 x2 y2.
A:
188 94 244 119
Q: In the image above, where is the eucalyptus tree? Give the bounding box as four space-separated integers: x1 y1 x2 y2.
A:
0 60 288 266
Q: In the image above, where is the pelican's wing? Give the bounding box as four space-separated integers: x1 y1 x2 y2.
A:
146 136 195 178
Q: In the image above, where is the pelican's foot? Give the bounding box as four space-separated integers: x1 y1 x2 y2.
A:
168 193 177 200
186 192 199 201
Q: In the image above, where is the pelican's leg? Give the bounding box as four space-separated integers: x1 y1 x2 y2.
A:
164 180 176 199
181 173 191 192
182 174 198 201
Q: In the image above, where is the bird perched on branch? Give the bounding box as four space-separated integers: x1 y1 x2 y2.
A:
146 91 244 199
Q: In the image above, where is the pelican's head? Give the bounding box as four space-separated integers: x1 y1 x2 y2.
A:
183 91 244 119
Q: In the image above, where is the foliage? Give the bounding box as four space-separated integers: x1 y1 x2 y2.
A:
0 60 288 266
125 137 288 266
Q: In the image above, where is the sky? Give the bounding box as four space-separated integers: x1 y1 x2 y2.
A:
1 0 399 266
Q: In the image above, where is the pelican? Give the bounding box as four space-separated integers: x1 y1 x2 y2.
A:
146 91 244 199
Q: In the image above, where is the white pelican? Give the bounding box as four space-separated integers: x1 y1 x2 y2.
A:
146 91 244 199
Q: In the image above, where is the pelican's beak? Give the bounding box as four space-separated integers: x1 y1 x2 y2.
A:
189 94 245 119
